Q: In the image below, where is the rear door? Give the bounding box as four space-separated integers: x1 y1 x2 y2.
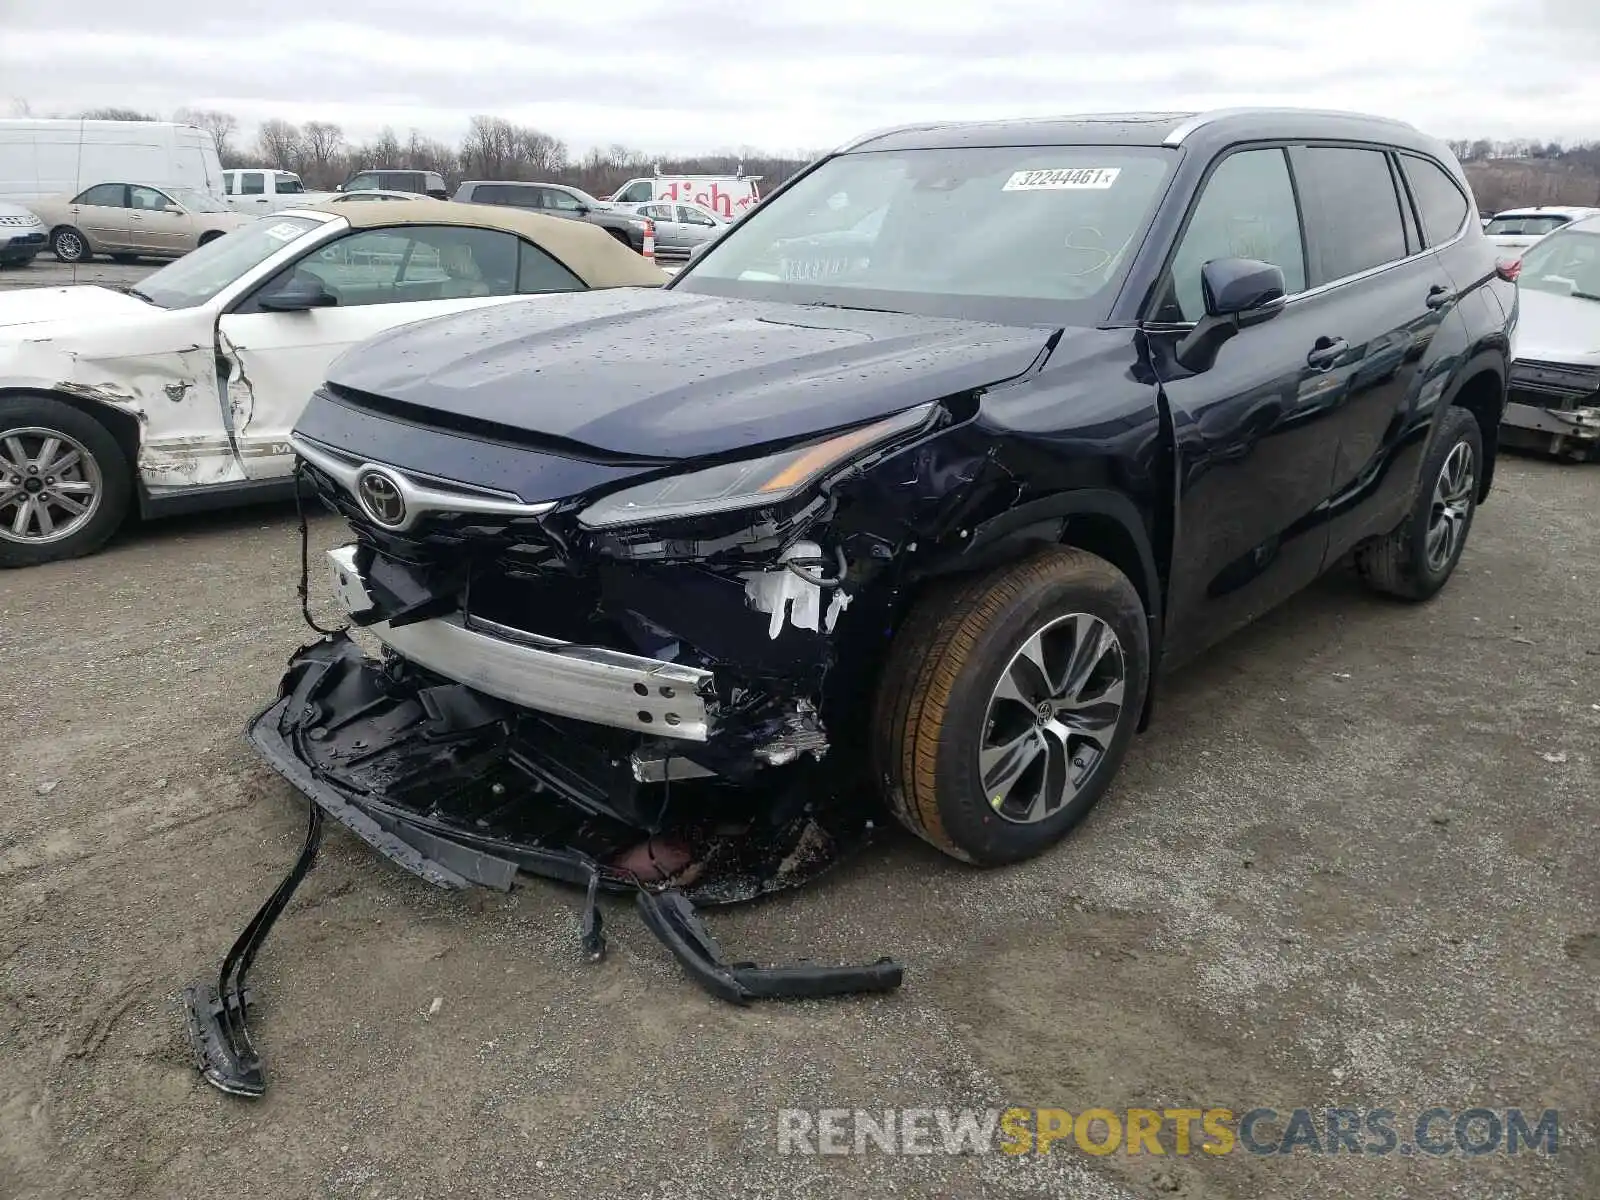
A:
1146 145 1343 663
1287 144 1468 557
69 183 131 250
215 223 544 477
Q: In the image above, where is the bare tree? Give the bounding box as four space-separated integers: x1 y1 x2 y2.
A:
459 115 566 180
78 107 159 121
255 119 304 171
9 97 31 116
299 121 346 187
174 107 239 163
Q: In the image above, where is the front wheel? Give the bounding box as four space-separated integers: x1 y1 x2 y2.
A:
1355 405 1483 601
0 395 132 568
873 546 1150 865
51 226 92 263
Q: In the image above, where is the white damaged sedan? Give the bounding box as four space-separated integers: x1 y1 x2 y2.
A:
0 201 666 567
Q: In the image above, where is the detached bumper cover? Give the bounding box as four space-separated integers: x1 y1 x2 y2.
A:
189 611 903 1096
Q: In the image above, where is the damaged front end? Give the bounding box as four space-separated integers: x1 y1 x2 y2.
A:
184 404 992 1095
1502 359 1600 460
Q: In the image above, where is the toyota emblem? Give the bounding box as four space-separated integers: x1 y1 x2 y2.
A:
356 468 406 527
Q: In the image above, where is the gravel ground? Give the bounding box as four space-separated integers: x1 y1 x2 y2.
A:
1 440 1596 1196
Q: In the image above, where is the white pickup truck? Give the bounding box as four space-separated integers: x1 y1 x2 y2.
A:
221 169 335 213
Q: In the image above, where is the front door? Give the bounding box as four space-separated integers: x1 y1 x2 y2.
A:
128 185 190 255
1145 145 1345 666
215 224 534 478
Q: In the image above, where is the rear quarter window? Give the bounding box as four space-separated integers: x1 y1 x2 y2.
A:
1400 155 1470 246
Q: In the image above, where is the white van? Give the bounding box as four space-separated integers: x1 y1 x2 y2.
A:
0 119 226 204
607 171 762 220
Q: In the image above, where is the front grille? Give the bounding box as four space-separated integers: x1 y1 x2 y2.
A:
1509 385 1600 413
0 215 40 228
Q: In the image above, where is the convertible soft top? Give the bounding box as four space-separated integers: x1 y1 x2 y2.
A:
284 198 671 289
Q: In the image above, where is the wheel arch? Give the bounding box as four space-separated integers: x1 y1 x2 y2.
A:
1438 354 1506 502
0 386 142 490
906 488 1164 729
198 229 226 246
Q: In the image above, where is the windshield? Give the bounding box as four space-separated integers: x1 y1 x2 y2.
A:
1517 227 1600 301
134 215 326 309
1486 214 1570 237
169 188 230 213
674 145 1175 324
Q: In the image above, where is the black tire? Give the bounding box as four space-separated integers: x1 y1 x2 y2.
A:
51 226 92 263
109 253 139 264
0 394 132 569
872 546 1150 865
1355 406 1483 601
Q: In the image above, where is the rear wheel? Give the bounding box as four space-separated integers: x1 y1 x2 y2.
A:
0 395 132 568
51 226 91 263
1355 405 1482 601
872 546 1149 865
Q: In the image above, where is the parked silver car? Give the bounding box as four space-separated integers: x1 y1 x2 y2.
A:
1504 212 1600 460
611 199 729 259
0 201 45 266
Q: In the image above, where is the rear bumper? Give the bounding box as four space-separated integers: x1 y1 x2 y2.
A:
327 544 715 740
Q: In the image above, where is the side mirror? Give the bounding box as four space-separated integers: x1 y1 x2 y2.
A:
258 275 337 312
163 203 184 214
333 184 345 193
1175 258 1288 373
572 204 591 216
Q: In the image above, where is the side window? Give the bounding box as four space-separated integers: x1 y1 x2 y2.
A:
346 173 379 191
1292 146 1409 283
223 172 237 195
516 241 587 293
1158 148 1306 323
616 181 653 204
75 183 126 207
643 204 672 221
1400 155 1470 247
130 185 171 211
401 226 520 295
543 189 585 212
277 174 305 195
240 172 265 196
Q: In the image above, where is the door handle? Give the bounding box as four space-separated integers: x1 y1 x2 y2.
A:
1425 285 1454 309
1306 336 1347 369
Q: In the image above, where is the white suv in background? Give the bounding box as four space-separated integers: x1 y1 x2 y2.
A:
1483 205 1600 251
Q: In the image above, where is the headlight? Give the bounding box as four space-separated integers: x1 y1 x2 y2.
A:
577 403 935 529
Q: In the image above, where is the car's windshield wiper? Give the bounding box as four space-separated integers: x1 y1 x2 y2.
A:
1572 291 1600 303
123 286 158 305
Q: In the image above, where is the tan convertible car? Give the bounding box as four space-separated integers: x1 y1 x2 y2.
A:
31 183 254 264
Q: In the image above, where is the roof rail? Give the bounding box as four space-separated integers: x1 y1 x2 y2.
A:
1162 106 1418 147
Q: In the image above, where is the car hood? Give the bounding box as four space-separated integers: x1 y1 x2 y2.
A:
0 285 159 333
1511 287 1600 366
324 288 1059 459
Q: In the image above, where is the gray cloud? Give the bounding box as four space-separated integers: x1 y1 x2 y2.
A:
4 0 1598 152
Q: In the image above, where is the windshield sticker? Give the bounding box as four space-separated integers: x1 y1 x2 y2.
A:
1002 168 1121 192
263 222 305 242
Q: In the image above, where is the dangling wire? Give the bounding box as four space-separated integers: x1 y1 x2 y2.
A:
293 460 347 637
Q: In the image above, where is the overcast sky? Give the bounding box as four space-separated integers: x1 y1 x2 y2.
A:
3 0 1596 155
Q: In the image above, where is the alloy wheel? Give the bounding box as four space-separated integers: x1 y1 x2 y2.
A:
978 612 1127 825
0 427 104 545
1426 440 1475 573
